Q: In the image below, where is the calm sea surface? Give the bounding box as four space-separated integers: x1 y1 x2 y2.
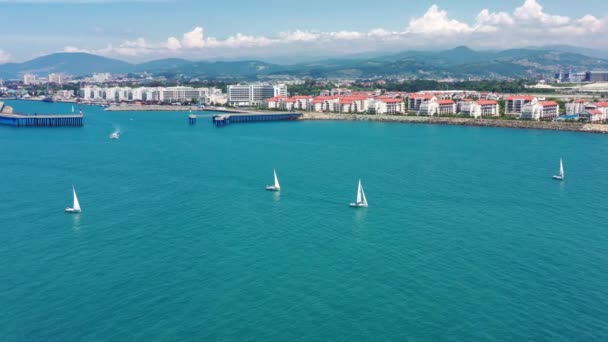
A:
1 100 608 341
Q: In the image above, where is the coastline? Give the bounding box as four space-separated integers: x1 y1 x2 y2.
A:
300 113 608 134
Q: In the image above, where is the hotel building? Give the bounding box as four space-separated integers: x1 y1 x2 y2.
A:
228 84 287 106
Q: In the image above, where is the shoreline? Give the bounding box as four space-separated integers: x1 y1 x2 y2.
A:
299 113 608 134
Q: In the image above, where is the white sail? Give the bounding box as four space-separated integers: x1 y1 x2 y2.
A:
72 186 81 211
559 158 565 178
360 182 368 206
71 105 75 113
274 169 280 189
356 179 363 204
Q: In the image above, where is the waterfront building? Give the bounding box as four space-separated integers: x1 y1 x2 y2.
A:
566 99 588 114
520 101 559 120
159 87 205 103
264 96 287 109
578 109 605 122
506 95 537 117
459 100 500 118
312 96 339 112
368 97 404 114
228 84 287 106
408 94 436 111
81 86 216 103
592 102 608 115
417 98 455 116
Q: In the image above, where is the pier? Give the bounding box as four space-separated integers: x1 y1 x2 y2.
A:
212 113 303 127
0 113 84 127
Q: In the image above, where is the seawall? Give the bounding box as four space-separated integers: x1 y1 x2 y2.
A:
300 113 608 134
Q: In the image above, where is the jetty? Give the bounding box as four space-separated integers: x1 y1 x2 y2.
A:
212 113 303 127
0 102 83 127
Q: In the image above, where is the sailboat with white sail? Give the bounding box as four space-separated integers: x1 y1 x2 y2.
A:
350 179 368 208
265 169 281 191
552 158 565 181
65 186 82 213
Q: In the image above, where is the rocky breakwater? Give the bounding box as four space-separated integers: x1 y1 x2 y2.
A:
301 113 608 134
105 104 202 112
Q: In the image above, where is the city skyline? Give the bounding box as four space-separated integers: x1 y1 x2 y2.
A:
0 0 607 63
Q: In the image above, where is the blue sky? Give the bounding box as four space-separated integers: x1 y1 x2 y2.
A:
0 0 607 63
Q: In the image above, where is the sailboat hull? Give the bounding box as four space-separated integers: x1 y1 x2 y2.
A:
349 203 368 208
265 186 280 191
552 175 564 181
65 207 81 213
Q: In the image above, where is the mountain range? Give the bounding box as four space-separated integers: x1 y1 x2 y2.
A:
1 46 607 80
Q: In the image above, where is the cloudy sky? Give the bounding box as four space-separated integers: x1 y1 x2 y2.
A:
0 0 607 63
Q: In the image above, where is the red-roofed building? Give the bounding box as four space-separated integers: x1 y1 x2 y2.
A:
579 109 605 122
459 100 500 118
521 101 559 120
409 93 436 111
369 97 405 114
506 95 537 116
437 100 456 115
264 96 288 109
566 100 589 115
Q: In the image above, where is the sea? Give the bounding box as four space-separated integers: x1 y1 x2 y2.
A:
1 100 608 341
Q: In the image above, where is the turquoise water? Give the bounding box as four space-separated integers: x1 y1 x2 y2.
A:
1 100 608 341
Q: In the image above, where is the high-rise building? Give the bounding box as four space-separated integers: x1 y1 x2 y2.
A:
23 74 38 85
48 73 63 84
228 84 287 106
585 71 608 83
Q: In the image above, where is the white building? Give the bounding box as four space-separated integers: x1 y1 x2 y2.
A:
521 101 559 120
506 95 537 116
92 73 112 83
459 100 500 118
81 86 218 103
48 73 62 84
566 100 587 114
368 97 404 114
228 84 287 106
23 74 38 85
409 94 436 111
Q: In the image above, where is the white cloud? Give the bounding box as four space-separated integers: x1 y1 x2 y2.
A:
329 31 364 40
406 5 474 35
180 27 205 48
0 49 11 63
166 37 181 50
280 30 319 42
514 0 570 25
54 0 608 61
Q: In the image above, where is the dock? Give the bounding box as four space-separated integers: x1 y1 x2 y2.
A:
212 113 303 127
0 113 83 127
0 101 83 127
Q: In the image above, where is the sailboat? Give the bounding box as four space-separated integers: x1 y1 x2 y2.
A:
265 169 281 191
350 179 368 208
71 104 75 113
552 158 565 181
65 186 82 213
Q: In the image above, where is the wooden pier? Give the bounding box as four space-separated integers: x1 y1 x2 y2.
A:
0 113 84 127
212 113 302 127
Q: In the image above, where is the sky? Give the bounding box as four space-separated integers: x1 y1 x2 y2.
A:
0 0 607 63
